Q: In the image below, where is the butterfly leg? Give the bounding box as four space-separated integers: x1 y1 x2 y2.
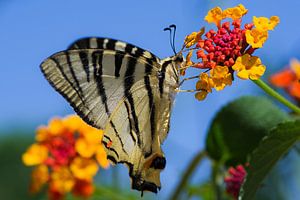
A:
175 88 204 93
178 75 199 87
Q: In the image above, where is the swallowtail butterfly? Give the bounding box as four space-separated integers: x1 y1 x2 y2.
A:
40 35 184 194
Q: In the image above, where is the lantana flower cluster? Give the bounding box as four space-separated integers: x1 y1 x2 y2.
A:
22 115 109 200
224 164 247 199
183 4 280 100
270 59 300 101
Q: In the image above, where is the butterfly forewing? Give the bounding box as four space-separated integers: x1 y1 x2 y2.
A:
41 48 160 129
40 37 180 193
68 37 160 64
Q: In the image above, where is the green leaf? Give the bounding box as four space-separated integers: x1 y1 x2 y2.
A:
206 96 288 166
239 120 300 200
187 182 234 200
187 183 215 200
90 185 146 200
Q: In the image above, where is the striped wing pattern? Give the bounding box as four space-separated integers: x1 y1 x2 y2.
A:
40 37 181 193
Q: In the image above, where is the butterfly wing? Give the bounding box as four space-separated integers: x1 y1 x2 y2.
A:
40 38 179 193
102 76 175 193
68 37 175 145
41 47 160 129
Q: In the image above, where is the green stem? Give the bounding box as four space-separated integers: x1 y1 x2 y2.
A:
168 150 207 200
253 79 300 114
212 162 222 200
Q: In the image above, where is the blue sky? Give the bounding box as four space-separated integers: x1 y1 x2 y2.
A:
1 0 300 198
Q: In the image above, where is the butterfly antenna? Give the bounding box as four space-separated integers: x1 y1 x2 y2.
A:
169 24 177 54
164 26 175 54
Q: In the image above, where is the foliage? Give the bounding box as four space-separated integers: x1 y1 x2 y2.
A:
0 133 45 200
240 121 300 200
206 96 289 166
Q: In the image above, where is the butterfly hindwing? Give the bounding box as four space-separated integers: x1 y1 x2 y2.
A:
103 77 170 192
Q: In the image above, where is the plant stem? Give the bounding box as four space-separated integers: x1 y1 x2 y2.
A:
253 79 300 114
168 150 207 200
212 162 222 200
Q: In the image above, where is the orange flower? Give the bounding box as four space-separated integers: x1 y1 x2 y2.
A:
22 115 109 199
72 179 94 198
253 16 280 31
269 69 295 87
70 157 99 180
205 6 223 26
50 167 75 194
223 4 248 20
96 147 110 169
270 59 300 100
232 54 266 80
183 4 279 101
30 165 49 193
210 65 232 91
22 144 48 166
245 29 268 48
184 28 204 48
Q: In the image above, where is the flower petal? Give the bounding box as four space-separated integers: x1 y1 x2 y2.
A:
195 91 208 101
70 157 99 180
22 144 48 166
269 69 296 87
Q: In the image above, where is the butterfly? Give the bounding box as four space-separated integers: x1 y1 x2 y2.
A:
40 33 184 194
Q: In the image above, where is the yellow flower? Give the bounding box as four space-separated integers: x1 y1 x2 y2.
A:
63 115 84 133
22 144 48 166
195 91 208 101
196 73 214 93
96 146 110 169
253 16 280 31
210 66 232 91
35 126 49 142
81 126 103 143
184 28 204 48
194 73 214 101
223 4 248 20
245 29 268 48
70 157 99 180
75 138 98 158
76 125 103 158
186 50 194 66
51 167 75 193
48 117 66 136
30 164 49 193
232 54 266 80
205 7 223 26
269 16 280 29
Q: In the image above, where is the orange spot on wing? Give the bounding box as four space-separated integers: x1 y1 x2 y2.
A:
106 141 113 148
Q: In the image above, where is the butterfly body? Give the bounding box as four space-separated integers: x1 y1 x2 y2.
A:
41 37 183 193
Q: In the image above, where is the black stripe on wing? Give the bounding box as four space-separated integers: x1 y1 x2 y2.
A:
124 100 137 144
91 51 110 115
144 62 156 142
124 56 142 147
79 51 90 82
68 37 160 64
159 60 172 97
65 51 84 94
